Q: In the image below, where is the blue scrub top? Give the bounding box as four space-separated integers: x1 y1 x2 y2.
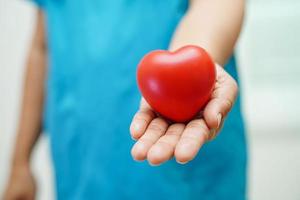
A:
32 0 247 199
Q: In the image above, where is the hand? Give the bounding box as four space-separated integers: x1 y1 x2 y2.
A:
3 165 36 200
130 64 238 165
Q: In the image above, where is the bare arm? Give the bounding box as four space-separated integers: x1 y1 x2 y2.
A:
170 0 245 65
4 10 46 200
13 10 47 168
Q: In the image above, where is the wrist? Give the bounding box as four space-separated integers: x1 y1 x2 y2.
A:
12 157 31 171
11 164 31 177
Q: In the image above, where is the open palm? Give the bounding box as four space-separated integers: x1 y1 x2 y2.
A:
130 64 238 165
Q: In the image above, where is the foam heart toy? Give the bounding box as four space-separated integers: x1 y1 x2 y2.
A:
137 45 216 122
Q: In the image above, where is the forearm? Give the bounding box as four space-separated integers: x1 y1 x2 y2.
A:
170 0 245 65
12 11 47 168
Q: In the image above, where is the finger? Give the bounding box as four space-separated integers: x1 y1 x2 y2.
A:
131 118 168 161
130 99 155 140
204 65 238 130
147 123 185 166
175 119 209 164
208 117 225 141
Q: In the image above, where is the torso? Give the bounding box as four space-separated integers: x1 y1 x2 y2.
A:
39 0 247 199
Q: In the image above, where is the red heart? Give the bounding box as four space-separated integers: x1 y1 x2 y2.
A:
137 45 216 122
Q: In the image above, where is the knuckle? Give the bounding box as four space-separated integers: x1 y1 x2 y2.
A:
139 137 154 145
148 123 164 133
215 98 233 114
181 135 198 143
157 140 174 149
142 109 155 117
166 129 180 137
223 99 233 110
187 119 202 129
166 124 184 135
149 118 167 130
134 112 150 123
161 134 180 145
198 124 209 135
185 121 209 140
134 114 146 121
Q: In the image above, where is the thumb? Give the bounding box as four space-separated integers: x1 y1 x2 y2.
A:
203 65 238 130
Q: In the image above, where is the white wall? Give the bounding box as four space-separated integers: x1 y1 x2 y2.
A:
238 1 300 199
0 0 299 199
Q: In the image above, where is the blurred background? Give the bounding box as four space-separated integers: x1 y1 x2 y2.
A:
0 0 299 199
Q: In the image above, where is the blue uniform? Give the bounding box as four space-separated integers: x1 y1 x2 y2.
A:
32 0 247 199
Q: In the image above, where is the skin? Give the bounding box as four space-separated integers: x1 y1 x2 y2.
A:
4 0 244 198
3 11 46 200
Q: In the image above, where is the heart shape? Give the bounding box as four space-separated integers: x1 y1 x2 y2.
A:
137 45 216 122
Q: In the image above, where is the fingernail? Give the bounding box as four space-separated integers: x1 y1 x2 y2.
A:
149 162 160 167
131 136 137 141
177 160 188 165
209 129 217 140
217 114 222 129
